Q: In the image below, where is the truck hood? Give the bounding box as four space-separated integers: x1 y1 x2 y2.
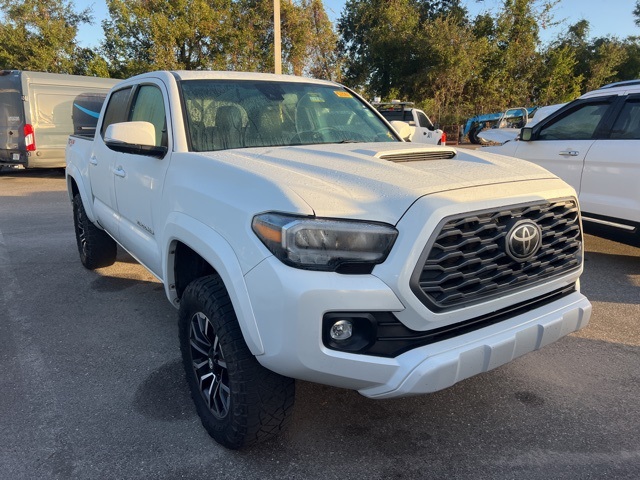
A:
201 142 557 224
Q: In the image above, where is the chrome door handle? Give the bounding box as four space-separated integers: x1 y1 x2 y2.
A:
559 150 579 156
113 166 126 178
89 155 98 165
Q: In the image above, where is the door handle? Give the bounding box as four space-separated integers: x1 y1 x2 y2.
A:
89 155 98 166
559 150 579 156
113 166 126 178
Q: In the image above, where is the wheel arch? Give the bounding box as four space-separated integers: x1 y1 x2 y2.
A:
66 165 98 224
162 212 265 356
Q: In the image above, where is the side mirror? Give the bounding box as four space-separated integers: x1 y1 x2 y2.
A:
105 121 156 146
520 127 533 142
390 121 412 141
104 121 167 158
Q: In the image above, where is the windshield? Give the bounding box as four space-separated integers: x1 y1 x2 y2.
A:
180 80 398 152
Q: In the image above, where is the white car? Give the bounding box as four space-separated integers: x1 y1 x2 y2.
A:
477 104 566 145
484 81 640 237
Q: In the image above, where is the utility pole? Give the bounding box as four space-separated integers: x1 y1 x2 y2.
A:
274 0 282 74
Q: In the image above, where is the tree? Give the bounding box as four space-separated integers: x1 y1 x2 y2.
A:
535 44 582 104
300 0 341 80
551 20 628 93
411 15 485 123
338 0 421 97
101 0 339 78
0 0 92 73
102 0 234 77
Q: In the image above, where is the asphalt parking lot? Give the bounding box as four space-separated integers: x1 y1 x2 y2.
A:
1 168 639 479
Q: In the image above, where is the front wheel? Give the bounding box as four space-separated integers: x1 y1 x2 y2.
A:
72 194 117 269
179 274 295 449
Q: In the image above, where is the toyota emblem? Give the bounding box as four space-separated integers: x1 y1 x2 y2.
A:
505 220 542 262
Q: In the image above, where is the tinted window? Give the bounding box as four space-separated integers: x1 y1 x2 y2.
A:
100 87 132 138
0 72 24 128
180 80 397 151
72 93 108 136
130 85 167 147
609 99 640 140
538 101 610 140
417 111 433 129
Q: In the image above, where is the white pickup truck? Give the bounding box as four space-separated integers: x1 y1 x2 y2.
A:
374 102 446 144
66 71 591 449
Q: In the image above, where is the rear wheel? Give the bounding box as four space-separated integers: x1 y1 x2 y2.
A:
72 194 117 269
179 274 295 449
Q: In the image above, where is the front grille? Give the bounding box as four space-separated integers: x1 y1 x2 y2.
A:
411 199 582 311
378 149 456 162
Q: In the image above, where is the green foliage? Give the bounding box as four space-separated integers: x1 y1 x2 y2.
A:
101 0 339 79
0 0 93 74
3 0 639 126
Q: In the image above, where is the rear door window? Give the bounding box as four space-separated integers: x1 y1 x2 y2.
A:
609 98 640 139
0 72 24 150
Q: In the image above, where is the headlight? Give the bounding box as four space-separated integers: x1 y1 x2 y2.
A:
252 212 398 272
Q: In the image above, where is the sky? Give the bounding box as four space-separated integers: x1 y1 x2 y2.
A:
75 0 639 49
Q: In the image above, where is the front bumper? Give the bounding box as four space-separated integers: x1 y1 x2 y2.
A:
244 256 591 398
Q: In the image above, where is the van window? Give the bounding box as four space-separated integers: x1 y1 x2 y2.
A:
100 87 132 138
0 72 24 141
130 85 167 147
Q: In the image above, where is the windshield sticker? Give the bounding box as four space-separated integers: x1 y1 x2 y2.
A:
308 94 325 103
334 91 353 98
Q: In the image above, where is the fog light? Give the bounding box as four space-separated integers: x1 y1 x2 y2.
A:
330 320 353 340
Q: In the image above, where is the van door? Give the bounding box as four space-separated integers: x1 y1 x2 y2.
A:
580 95 640 225
0 71 26 166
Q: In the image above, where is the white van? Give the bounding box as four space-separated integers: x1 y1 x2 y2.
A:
0 70 118 169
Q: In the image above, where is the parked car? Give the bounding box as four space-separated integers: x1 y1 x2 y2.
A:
477 104 566 145
463 107 537 144
66 71 590 449
0 70 118 169
373 101 446 144
484 80 640 237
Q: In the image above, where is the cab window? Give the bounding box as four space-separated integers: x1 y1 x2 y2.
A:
417 111 434 130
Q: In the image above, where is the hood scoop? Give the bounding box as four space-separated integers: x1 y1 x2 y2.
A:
376 148 457 163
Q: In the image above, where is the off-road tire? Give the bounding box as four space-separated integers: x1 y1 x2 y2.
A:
179 274 295 449
72 194 117 270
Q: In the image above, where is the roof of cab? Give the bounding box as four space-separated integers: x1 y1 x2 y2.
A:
124 70 340 87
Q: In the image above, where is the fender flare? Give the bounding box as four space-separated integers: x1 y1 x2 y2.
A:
66 164 98 224
162 212 265 356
